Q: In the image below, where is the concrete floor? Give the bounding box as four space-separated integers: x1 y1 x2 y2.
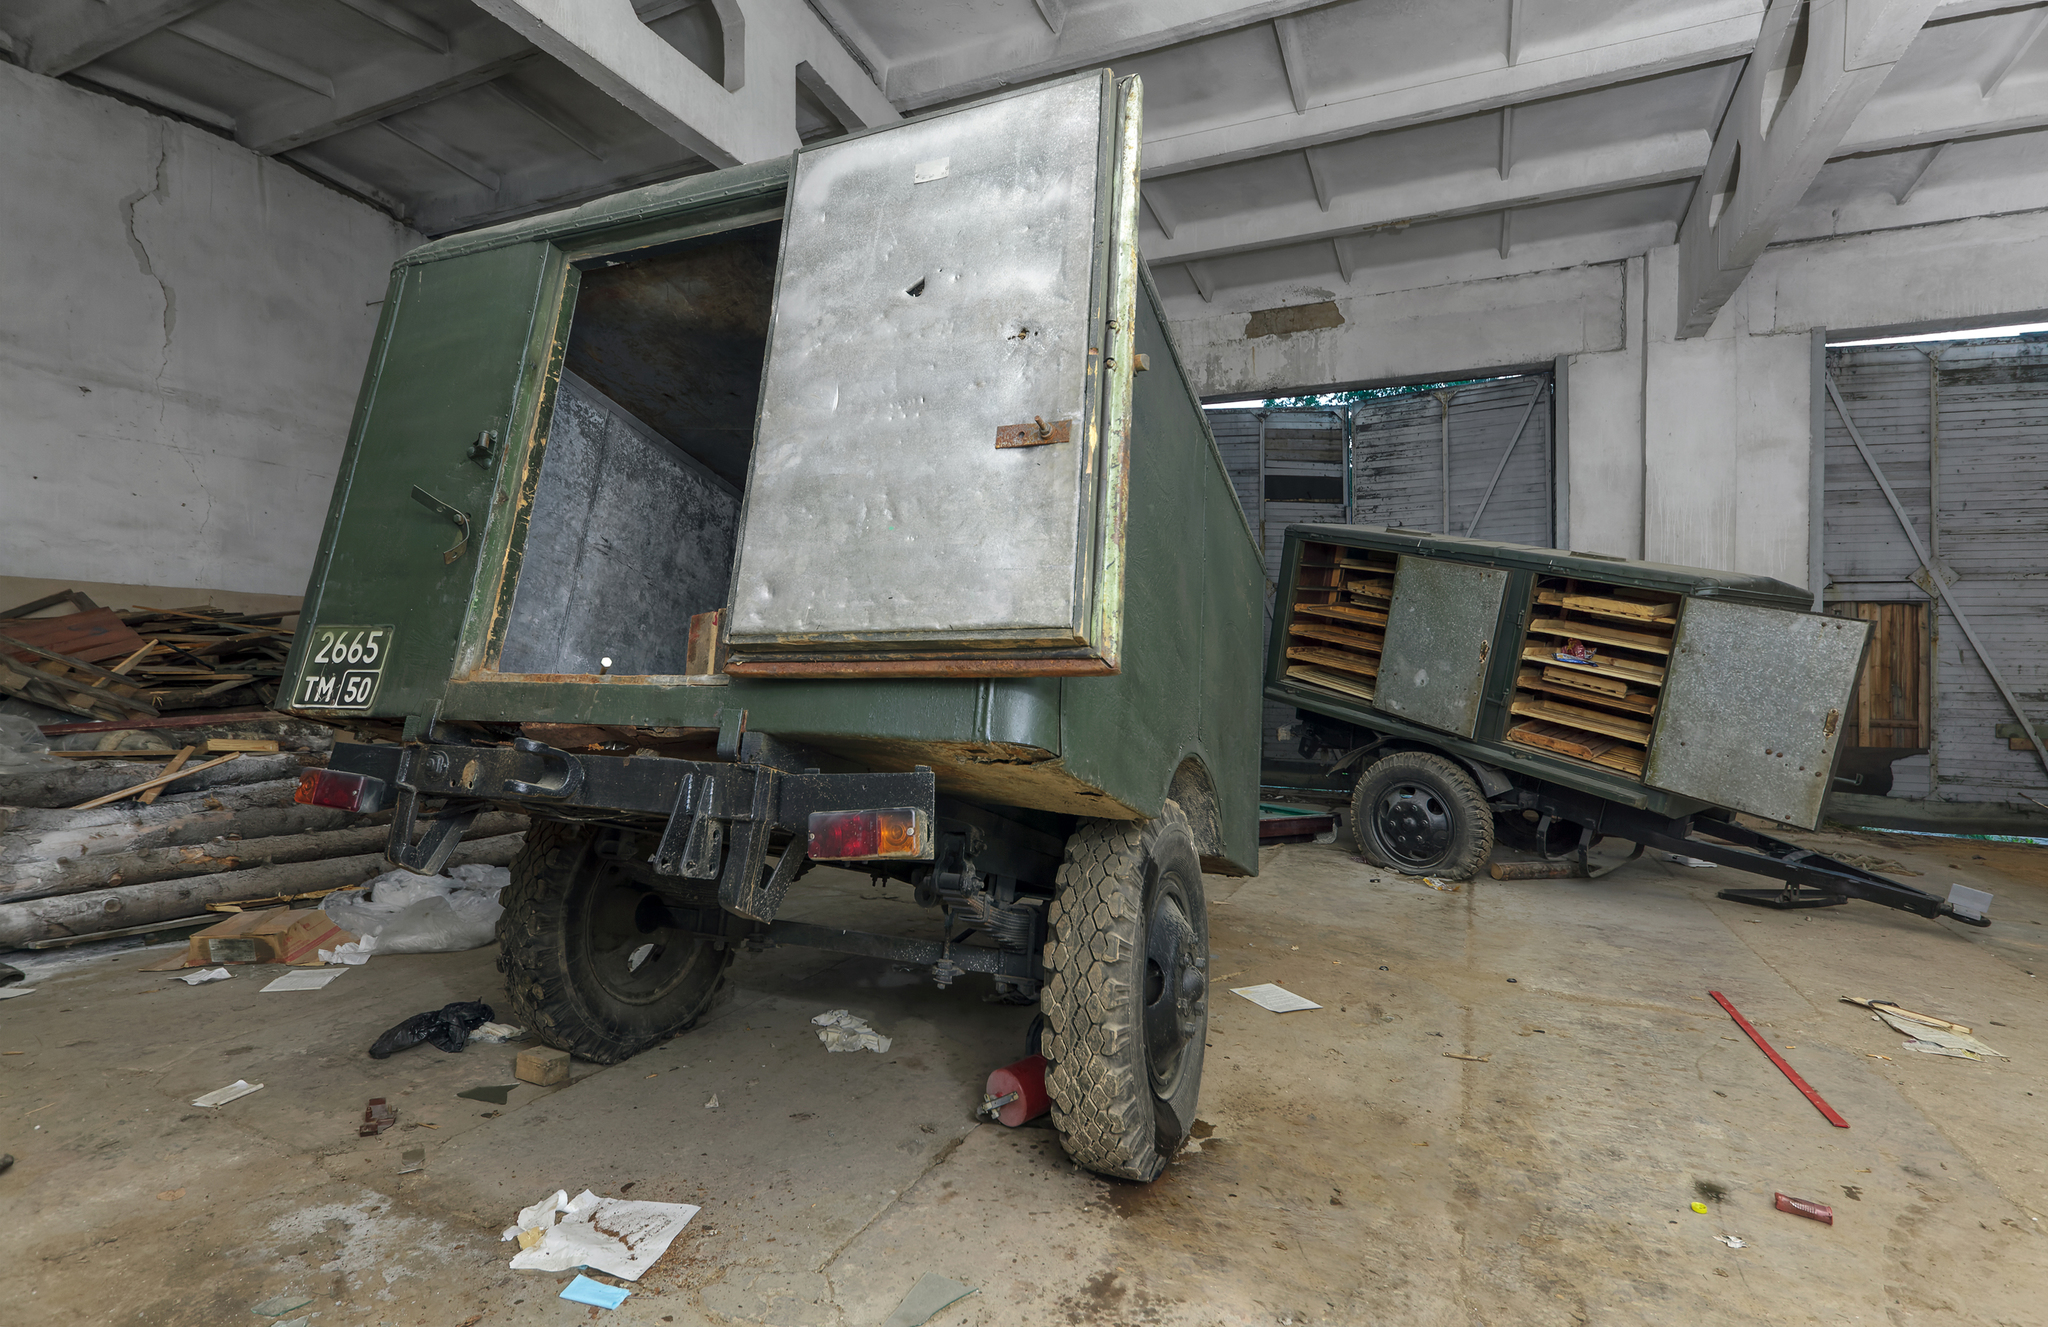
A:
4 821 2046 1327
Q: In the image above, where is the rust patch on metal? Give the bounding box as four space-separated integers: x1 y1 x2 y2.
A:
995 416 1072 449
1244 300 1343 339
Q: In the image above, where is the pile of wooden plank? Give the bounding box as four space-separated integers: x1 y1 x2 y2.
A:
0 589 299 721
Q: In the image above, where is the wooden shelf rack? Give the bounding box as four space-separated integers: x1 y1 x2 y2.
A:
1506 576 1680 781
1283 542 1394 703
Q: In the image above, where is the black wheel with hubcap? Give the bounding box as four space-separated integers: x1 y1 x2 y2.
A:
497 819 731 1064
1350 751 1494 881
1041 801 1208 1182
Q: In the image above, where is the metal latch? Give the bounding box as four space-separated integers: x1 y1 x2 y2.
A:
410 486 471 564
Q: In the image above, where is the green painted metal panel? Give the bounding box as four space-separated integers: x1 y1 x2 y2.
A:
286 242 561 721
1058 271 1262 869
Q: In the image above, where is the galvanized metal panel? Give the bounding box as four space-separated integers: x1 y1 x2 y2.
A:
499 372 739 676
727 73 1118 651
1372 555 1510 738
1645 600 1868 828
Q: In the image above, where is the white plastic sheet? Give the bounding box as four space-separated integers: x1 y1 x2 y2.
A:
1231 983 1321 1013
321 865 510 954
501 1188 699 1281
812 1008 892 1053
193 1079 263 1107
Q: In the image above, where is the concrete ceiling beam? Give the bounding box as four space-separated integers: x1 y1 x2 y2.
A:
171 19 334 97
488 79 610 160
1142 128 1707 267
1832 82 2048 157
237 18 536 156
1673 0 1942 338
1142 12 1760 178
334 0 450 54
878 0 1333 110
380 118 503 191
473 0 893 167
16 0 219 77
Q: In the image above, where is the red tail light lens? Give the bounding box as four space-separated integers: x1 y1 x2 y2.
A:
808 808 927 860
295 768 386 813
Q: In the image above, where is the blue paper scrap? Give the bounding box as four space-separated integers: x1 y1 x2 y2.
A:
560 1274 631 1310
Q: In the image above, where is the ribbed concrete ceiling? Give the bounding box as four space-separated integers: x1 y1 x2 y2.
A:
3 0 2043 323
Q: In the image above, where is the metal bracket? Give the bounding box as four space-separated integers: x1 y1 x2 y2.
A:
467 430 497 468
716 766 781 917
410 486 471 564
384 765 482 875
716 707 748 761
502 737 584 799
651 772 724 879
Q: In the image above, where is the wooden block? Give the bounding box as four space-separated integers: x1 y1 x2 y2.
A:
204 738 280 753
686 610 723 677
516 1046 571 1086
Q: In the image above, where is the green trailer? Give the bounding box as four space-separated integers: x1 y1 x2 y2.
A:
1267 524 1992 927
281 72 1261 1181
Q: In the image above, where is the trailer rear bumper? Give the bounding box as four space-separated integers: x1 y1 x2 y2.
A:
314 737 937 922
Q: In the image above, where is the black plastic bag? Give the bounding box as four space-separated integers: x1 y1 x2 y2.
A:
368 999 495 1059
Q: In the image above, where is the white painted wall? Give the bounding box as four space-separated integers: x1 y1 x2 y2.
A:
1167 208 2048 588
0 63 421 600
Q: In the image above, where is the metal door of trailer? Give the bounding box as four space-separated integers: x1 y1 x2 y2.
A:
725 72 1142 672
1822 338 2048 806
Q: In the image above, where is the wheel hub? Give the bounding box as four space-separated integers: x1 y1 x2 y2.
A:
1142 881 1205 1093
1375 782 1452 868
578 866 695 1005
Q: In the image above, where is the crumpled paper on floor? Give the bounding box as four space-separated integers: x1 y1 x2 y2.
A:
1877 1010 2007 1060
174 967 232 985
320 933 378 966
501 1188 700 1281
813 1008 892 1053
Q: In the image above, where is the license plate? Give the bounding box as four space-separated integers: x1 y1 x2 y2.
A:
295 625 393 711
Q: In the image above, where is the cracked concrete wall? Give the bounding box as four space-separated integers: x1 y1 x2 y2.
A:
0 62 422 599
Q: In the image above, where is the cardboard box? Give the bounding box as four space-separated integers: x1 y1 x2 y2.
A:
177 907 353 967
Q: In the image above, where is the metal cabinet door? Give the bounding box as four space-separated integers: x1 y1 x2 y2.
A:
1371 556 1509 737
1644 600 1869 828
724 71 1143 675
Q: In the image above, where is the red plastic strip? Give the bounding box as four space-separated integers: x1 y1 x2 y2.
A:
1709 990 1850 1129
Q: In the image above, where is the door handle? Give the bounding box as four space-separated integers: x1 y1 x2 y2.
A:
410 486 470 564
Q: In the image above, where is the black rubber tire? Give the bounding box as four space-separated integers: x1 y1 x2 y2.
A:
1350 752 1495 882
1041 801 1208 1182
496 819 732 1064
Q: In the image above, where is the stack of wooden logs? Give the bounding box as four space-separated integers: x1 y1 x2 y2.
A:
0 716 526 951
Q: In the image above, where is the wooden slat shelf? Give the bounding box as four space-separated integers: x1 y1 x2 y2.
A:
1290 622 1384 651
1297 602 1389 628
1525 617 1673 655
1515 668 1656 715
1286 646 1379 678
1561 593 1676 625
1286 664 1374 702
1506 721 1647 777
1510 696 1652 744
1519 645 1663 686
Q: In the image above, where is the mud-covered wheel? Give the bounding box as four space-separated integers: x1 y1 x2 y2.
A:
496 819 731 1064
1350 751 1494 882
1041 801 1208 1182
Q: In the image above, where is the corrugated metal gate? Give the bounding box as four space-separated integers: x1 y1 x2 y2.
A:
1822 338 2048 805
1351 374 1555 546
1213 374 1556 773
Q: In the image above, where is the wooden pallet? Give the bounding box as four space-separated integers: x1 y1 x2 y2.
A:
1286 664 1375 702
1525 617 1674 655
1516 668 1656 715
1519 645 1664 686
1286 645 1379 678
1506 721 1647 777
1509 696 1652 744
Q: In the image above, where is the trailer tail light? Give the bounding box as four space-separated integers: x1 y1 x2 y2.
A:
295 768 387 814
808 808 926 860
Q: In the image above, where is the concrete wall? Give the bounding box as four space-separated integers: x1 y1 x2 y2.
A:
0 62 421 606
1167 207 2048 588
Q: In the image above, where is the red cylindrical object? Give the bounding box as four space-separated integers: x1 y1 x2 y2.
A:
985 1054 1050 1127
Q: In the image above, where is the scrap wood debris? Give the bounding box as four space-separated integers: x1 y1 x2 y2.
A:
0 590 299 722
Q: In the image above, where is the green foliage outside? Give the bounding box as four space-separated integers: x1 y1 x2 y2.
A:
1263 377 1503 410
